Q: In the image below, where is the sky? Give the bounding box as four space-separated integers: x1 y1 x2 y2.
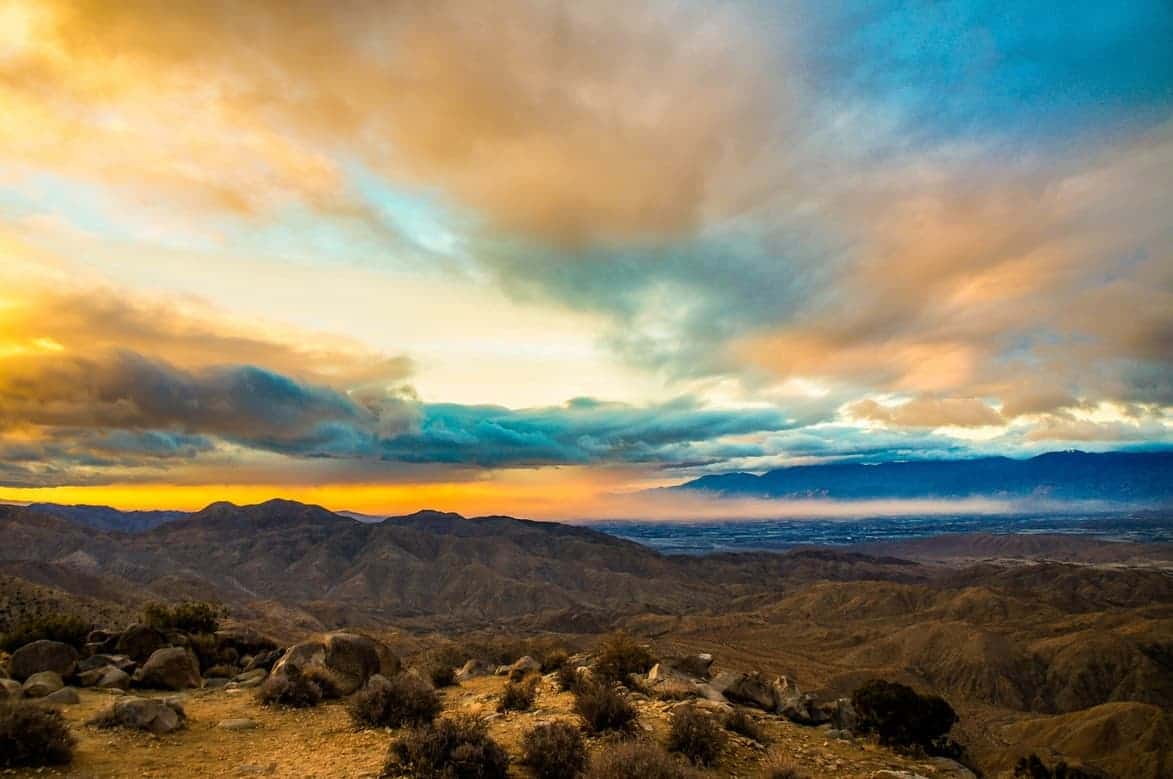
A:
0 0 1170 518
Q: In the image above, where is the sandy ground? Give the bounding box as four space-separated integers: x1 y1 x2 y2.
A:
5 676 966 778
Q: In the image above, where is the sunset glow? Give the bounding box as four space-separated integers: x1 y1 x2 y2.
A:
1 0 1169 516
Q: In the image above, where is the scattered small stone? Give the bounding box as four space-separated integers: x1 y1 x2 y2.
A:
219 718 259 731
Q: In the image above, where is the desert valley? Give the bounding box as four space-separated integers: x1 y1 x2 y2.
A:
2 499 1170 778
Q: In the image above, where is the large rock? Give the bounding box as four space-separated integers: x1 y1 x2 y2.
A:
97 696 186 734
0 678 23 698
664 653 714 679
115 624 169 662
647 663 702 699
243 649 283 673
78 653 136 674
215 627 278 657
710 671 778 711
507 656 541 677
96 667 132 691
771 675 828 725
9 640 79 681
271 632 397 696
136 647 202 690
455 659 494 682
22 670 65 697
44 686 80 704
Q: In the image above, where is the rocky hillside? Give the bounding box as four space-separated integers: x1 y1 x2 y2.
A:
3 499 1171 776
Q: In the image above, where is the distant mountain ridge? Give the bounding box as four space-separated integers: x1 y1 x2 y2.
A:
27 503 189 532
678 450 1173 503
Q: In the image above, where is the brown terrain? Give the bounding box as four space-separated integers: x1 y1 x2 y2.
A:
2 500 1171 777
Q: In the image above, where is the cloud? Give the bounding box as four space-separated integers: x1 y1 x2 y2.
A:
5 0 778 243
846 397 1003 428
377 398 793 467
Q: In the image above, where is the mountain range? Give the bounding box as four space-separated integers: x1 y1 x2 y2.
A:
2 498 1171 775
679 450 1173 503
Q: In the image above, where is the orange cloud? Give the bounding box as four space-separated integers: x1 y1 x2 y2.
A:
4 0 777 243
846 397 1003 428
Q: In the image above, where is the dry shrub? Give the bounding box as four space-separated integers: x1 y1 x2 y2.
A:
521 720 587 779
388 715 508 778
759 757 810 779
349 673 440 729
0 702 75 767
583 741 691 779
428 662 457 688
593 632 655 685
573 682 637 734
499 675 539 712
257 665 322 708
555 662 581 693
539 649 570 673
667 705 726 766
0 613 90 652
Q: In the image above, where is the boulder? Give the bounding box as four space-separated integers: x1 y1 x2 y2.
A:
664 653 714 679
243 649 282 673
115 624 169 662
0 678 23 699
827 697 858 731
232 669 267 688
77 653 136 674
270 632 395 696
710 671 777 711
136 647 202 690
215 628 278 657
770 675 828 725
646 663 701 699
455 659 494 682
97 696 186 734
22 670 65 698
507 656 541 676
95 667 132 691
44 686 80 704
9 640 79 681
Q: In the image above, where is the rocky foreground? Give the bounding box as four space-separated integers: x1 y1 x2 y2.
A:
1 621 981 778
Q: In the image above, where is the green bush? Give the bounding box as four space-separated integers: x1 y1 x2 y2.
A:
851 679 958 754
388 715 509 778
582 742 689 779
349 673 440 729
257 665 323 708
521 721 587 779
724 708 766 743
573 682 638 734
142 601 227 634
593 633 655 685
0 614 90 652
0 702 75 767
667 706 726 766
499 675 539 712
